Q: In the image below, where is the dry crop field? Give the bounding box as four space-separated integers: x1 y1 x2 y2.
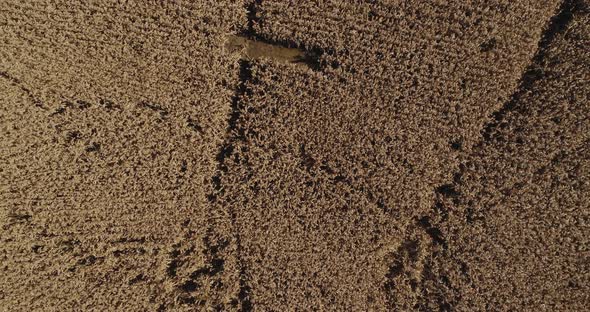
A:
1 1 588 311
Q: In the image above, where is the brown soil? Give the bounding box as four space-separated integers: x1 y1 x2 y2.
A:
1 1 588 311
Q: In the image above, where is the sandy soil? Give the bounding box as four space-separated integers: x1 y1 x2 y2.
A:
1 1 588 311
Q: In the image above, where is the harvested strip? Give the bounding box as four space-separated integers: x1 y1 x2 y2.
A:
225 35 310 67
0 1 244 310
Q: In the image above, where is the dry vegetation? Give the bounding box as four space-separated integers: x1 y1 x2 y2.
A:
1 0 588 311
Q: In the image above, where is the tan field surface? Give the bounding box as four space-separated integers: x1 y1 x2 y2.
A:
1 1 588 311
